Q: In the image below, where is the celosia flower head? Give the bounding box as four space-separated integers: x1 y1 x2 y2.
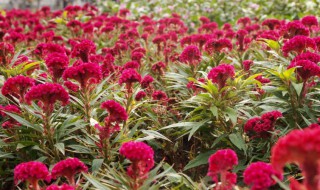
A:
141 75 154 89
51 158 88 185
301 15 318 27
14 161 51 185
45 53 69 81
204 38 233 54
288 60 320 81
282 21 310 39
207 64 235 89
207 149 238 189
291 52 320 64
282 35 316 56
101 100 128 122
271 127 320 189
71 39 96 62
152 90 168 101
244 111 282 138
135 91 147 101
24 83 69 112
120 141 155 180
63 62 102 90
244 162 282 190
242 60 253 71
179 45 202 66
1 75 35 102
118 68 142 85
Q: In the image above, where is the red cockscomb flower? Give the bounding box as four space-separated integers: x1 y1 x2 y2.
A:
271 127 320 189
282 35 316 56
207 149 238 190
63 62 102 90
51 158 88 186
291 52 320 64
179 45 202 66
208 64 235 89
1 75 35 102
120 141 154 181
288 60 320 81
244 162 282 190
71 39 96 62
301 15 318 28
118 68 142 86
141 75 154 89
242 60 253 71
152 90 168 101
244 111 282 138
24 83 69 112
204 38 233 55
14 161 51 189
0 104 21 129
101 100 128 123
135 91 147 101
281 21 310 39
45 53 69 82
262 19 281 30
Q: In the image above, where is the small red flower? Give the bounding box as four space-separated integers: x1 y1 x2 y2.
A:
288 60 320 81
63 62 102 90
14 161 51 188
45 53 69 82
1 75 35 102
208 149 238 190
101 100 128 123
204 38 233 54
179 45 202 66
271 127 320 189
135 91 147 101
141 75 154 89
282 35 316 56
118 68 142 85
207 64 235 89
152 90 168 101
51 158 88 186
24 83 69 112
244 162 282 190
70 39 96 62
120 141 154 181
242 60 253 71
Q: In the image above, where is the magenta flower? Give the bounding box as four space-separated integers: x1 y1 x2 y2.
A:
207 149 238 190
207 64 235 89
244 162 282 190
24 83 69 113
179 45 202 66
14 161 51 190
120 141 155 183
1 75 35 102
51 158 88 186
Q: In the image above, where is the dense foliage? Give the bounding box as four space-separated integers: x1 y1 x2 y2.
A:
1 2 320 190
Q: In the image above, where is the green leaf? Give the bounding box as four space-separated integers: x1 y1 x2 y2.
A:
260 39 280 51
225 107 238 125
229 133 246 152
183 150 215 171
92 159 104 173
83 173 111 190
54 143 65 155
291 82 303 96
139 130 172 142
210 105 218 118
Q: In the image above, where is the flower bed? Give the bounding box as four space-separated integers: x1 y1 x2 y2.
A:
1 3 320 190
